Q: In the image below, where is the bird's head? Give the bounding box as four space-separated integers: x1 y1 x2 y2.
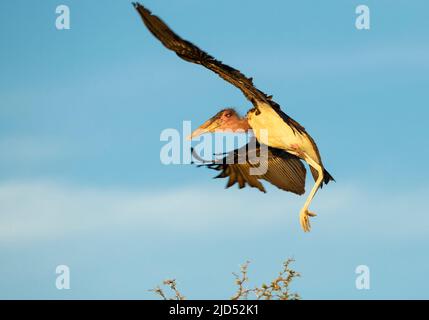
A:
188 108 248 140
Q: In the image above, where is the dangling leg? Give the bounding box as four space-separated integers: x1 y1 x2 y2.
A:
299 154 324 232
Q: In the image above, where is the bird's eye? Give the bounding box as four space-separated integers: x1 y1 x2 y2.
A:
225 113 232 118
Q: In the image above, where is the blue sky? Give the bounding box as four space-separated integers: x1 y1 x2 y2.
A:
0 0 428 299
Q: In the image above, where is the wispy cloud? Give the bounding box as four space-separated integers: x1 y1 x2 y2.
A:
0 136 71 163
0 180 427 245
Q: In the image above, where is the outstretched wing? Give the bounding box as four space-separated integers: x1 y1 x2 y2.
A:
133 2 276 107
195 142 306 195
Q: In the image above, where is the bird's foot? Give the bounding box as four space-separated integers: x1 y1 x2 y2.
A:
299 209 316 232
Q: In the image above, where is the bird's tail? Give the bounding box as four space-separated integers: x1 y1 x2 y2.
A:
322 169 335 186
310 167 335 188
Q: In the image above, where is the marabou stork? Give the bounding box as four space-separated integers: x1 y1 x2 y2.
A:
133 3 334 232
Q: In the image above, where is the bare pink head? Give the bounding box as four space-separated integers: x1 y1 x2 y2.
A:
188 108 251 140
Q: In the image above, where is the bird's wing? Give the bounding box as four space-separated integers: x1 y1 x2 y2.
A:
197 142 306 195
133 2 276 107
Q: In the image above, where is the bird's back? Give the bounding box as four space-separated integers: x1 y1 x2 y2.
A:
247 103 320 164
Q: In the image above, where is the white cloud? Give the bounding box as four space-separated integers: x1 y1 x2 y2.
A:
0 180 295 243
0 180 427 244
0 136 70 162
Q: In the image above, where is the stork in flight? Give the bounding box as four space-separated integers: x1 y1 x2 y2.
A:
133 3 334 232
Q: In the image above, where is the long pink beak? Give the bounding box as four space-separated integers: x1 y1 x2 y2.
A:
187 118 220 140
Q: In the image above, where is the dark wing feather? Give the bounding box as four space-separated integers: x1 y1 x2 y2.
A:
198 143 306 195
133 2 275 106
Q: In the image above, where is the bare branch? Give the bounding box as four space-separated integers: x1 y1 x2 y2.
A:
149 279 185 300
150 259 300 300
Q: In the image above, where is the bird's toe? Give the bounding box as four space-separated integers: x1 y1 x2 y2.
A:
307 211 317 217
299 210 313 232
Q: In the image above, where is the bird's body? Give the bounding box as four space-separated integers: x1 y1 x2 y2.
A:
133 2 334 232
247 103 319 165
